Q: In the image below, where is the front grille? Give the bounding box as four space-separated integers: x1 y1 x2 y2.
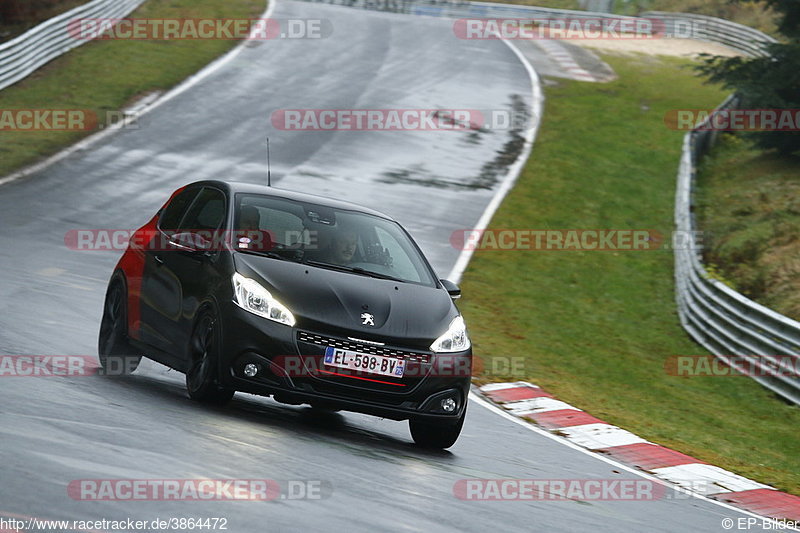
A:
297 331 431 364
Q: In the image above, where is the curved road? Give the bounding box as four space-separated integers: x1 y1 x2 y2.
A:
0 1 766 531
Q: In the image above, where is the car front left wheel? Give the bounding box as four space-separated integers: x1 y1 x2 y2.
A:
186 309 234 405
98 280 141 375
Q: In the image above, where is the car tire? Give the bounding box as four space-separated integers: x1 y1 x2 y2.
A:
409 408 466 449
186 309 235 405
98 280 141 375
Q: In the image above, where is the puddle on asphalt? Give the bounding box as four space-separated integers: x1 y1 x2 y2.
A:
379 95 530 191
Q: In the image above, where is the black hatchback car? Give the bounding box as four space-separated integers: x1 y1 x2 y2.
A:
99 180 472 448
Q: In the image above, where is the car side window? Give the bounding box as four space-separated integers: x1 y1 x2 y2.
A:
178 187 226 232
374 226 421 282
159 188 199 233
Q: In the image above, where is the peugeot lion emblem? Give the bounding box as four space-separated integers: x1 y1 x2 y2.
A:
360 312 375 326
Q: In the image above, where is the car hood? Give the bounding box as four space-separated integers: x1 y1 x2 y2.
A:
233 253 457 346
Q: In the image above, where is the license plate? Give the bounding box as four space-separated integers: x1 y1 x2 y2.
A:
323 347 406 378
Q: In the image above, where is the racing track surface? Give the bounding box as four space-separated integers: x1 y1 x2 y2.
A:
0 1 769 531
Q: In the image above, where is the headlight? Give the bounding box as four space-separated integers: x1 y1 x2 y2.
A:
232 273 296 326
430 316 470 353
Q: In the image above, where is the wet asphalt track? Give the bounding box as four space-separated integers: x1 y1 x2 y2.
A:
0 1 770 531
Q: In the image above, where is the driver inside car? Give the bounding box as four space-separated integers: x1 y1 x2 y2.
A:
328 229 358 265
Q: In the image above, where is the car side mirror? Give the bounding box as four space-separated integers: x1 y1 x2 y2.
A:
440 279 461 299
170 232 212 253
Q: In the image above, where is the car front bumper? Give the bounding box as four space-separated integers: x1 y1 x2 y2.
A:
219 303 471 423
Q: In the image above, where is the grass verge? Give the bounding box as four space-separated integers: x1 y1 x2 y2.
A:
0 0 266 178
697 134 800 321
459 53 800 495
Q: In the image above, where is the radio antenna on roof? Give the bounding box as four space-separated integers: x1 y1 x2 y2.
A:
266 137 272 187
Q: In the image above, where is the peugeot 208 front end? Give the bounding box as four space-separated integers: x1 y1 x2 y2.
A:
99 180 471 448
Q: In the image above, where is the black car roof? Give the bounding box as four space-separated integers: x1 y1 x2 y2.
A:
187 180 394 221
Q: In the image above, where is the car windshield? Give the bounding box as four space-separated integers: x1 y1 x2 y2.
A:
233 193 436 286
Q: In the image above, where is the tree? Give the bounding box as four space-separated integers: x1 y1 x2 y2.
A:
696 0 800 155
759 0 800 39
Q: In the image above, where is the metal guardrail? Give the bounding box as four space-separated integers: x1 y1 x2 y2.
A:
300 0 775 57
642 11 777 58
0 0 146 92
674 96 800 405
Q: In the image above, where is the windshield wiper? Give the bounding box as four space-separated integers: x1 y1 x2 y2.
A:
304 260 405 282
240 249 300 262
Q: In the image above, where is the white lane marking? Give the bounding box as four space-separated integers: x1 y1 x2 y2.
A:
0 0 275 188
651 464 775 496
503 397 580 415
479 381 539 392
468 391 797 529
447 37 544 284
556 422 651 449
